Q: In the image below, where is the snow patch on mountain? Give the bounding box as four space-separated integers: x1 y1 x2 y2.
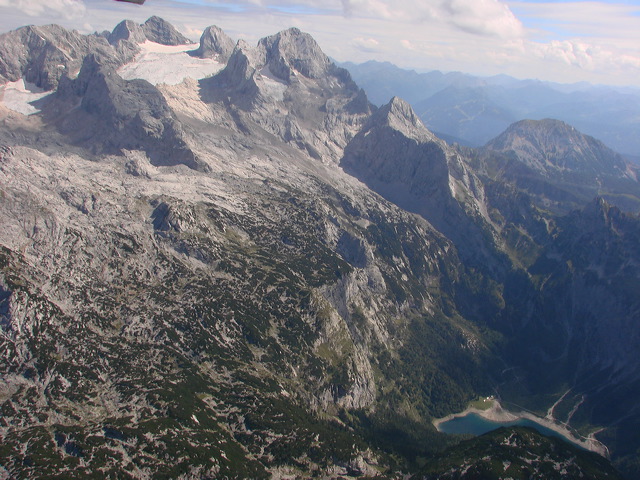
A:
117 41 224 86
0 79 51 115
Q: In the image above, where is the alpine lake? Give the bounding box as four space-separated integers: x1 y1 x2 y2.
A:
433 397 601 454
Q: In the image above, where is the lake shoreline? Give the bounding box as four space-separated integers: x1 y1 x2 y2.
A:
433 399 608 457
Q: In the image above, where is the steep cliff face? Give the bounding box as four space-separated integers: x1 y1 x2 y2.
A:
342 96 499 272
257 27 333 82
48 54 208 171
108 19 147 45
141 16 193 46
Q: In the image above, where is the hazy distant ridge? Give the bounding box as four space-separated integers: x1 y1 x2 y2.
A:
342 60 640 159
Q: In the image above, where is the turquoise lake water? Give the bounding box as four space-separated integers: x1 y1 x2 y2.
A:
437 412 579 446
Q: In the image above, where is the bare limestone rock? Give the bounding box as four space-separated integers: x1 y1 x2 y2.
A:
190 25 235 61
142 16 193 46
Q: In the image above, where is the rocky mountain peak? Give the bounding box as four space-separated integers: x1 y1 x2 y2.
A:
200 29 372 163
190 25 235 61
142 16 193 45
372 96 435 141
257 27 331 81
486 118 631 178
489 118 580 148
50 53 208 172
108 19 146 45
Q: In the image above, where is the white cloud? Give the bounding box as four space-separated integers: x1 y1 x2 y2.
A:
341 0 395 19
0 0 86 20
352 36 381 52
532 39 640 74
339 0 523 38
439 0 524 38
400 39 416 51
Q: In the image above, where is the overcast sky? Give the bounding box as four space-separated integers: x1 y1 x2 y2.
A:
1 0 640 87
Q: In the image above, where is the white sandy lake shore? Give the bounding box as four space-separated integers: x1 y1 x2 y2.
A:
432 399 609 457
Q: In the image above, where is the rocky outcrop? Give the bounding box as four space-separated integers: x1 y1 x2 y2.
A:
342 97 449 198
142 16 193 46
257 27 332 82
342 97 497 270
105 19 147 64
486 118 632 179
108 19 146 45
201 28 374 162
190 25 234 61
0 25 115 90
52 54 208 171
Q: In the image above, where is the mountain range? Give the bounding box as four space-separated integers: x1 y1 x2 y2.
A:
1 17 640 479
342 60 640 161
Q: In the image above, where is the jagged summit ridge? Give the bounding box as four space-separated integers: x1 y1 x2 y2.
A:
0 17 195 93
108 16 192 47
199 26 372 162
218 27 342 87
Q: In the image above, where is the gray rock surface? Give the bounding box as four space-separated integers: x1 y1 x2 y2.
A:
142 15 193 46
342 96 496 268
190 25 235 61
108 19 146 45
0 17 194 93
0 25 115 90
201 28 373 163
52 54 208 171
486 118 631 178
258 27 332 81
